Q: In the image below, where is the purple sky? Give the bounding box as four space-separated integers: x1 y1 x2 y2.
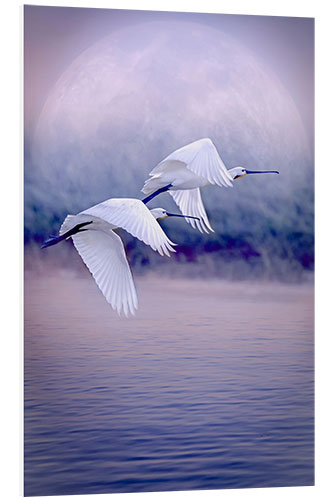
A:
24 6 314 145
23 4 314 283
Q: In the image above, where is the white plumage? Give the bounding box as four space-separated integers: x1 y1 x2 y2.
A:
149 137 233 187
142 138 233 233
57 198 176 316
169 189 214 234
142 138 279 234
42 139 278 315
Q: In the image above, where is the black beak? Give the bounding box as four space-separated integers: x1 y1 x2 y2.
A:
166 212 200 220
245 169 279 174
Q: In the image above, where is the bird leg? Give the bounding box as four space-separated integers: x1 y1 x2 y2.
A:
141 184 173 205
41 221 93 248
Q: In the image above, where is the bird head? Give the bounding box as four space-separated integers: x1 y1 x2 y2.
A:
228 166 280 180
149 208 200 221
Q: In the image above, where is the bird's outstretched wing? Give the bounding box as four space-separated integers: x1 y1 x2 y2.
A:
72 228 138 316
81 198 176 257
150 138 233 188
169 189 214 233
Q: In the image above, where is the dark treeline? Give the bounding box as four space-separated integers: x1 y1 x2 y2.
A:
25 156 314 283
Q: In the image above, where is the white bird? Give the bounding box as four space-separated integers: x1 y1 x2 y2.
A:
41 198 199 316
142 138 279 233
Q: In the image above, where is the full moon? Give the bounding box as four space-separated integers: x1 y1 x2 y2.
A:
30 20 311 226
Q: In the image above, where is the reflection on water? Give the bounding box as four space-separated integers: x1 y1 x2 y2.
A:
24 273 314 496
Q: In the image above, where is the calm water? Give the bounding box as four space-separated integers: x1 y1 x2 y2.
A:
24 272 314 496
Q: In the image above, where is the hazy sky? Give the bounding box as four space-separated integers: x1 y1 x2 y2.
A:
24 5 314 145
24 4 314 281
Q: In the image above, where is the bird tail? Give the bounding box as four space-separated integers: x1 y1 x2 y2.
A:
141 175 164 195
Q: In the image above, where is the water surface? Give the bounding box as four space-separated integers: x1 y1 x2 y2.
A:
24 273 314 496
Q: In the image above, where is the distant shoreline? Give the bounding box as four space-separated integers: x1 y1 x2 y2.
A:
24 242 314 285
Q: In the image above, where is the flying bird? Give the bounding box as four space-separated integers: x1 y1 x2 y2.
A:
142 138 279 233
42 198 199 316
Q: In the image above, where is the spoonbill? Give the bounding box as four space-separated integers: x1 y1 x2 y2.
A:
142 138 279 233
42 198 199 316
